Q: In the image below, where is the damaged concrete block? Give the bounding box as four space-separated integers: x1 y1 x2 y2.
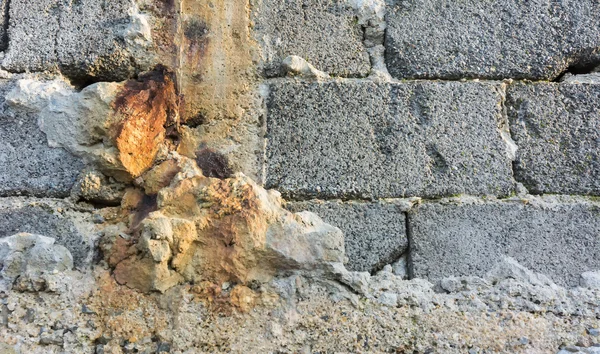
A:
385 0 600 80
252 0 370 77
3 0 153 81
408 198 600 287
0 199 97 268
506 82 600 195
287 200 407 273
0 80 84 197
266 80 514 199
0 233 73 292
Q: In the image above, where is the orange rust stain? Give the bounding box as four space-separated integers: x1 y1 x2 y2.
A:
112 65 180 178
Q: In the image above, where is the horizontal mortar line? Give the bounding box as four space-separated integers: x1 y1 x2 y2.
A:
283 193 600 205
261 76 591 85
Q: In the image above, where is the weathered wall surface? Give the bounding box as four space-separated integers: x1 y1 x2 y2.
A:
0 0 600 353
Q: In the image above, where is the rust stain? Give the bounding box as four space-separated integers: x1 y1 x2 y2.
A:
175 0 256 123
112 65 180 178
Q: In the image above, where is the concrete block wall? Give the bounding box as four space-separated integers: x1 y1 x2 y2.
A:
258 0 600 285
0 0 597 287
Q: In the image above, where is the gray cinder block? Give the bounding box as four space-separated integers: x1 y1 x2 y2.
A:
385 0 600 80
252 0 370 77
0 81 84 198
408 199 600 287
287 200 407 273
507 82 600 195
0 200 96 267
3 0 137 81
266 80 514 199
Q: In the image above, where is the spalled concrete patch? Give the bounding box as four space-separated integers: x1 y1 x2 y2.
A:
0 198 98 268
106 154 344 293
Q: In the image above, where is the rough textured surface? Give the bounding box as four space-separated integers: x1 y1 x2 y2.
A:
507 82 600 195
0 233 73 292
6 69 178 181
0 198 97 268
266 80 515 199
252 0 370 77
0 0 7 51
3 0 153 82
107 154 344 293
385 0 600 80
0 79 84 198
409 197 600 287
1 264 600 353
287 200 407 273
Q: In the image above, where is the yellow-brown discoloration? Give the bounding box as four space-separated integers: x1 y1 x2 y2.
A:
175 0 257 122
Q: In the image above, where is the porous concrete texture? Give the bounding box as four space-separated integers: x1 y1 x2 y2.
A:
266 80 515 199
0 198 97 268
408 197 600 287
0 0 8 51
252 0 370 77
287 200 407 273
0 79 84 198
506 82 600 195
385 0 600 80
3 0 152 82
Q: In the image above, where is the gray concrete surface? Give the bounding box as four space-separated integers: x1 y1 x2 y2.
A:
287 200 407 273
3 0 138 82
0 80 84 198
408 199 600 287
266 80 515 199
0 0 8 51
252 0 370 77
506 82 600 195
385 0 600 80
0 200 96 268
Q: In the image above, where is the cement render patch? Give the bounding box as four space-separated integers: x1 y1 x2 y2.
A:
408 197 600 287
266 79 515 199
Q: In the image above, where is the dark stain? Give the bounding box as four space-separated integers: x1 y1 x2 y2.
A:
183 111 207 128
130 194 158 230
182 17 210 62
1 0 11 52
184 19 209 42
195 148 233 179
